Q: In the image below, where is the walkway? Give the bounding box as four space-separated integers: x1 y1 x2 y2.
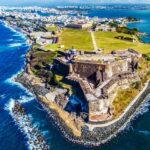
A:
90 30 98 51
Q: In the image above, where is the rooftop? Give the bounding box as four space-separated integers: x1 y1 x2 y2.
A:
73 49 140 64
74 54 118 64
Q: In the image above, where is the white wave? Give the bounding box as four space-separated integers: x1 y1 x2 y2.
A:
7 39 13 42
140 19 146 23
20 54 26 58
3 21 22 36
8 43 24 47
18 95 34 104
5 68 24 84
139 130 150 136
3 22 16 32
2 21 28 45
124 122 134 131
10 29 26 40
134 94 150 117
5 70 35 104
33 122 41 129
12 34 22 37
42 130 49 136
0 94 6 99
4 99 15 113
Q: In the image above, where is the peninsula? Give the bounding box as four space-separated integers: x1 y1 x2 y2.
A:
1 7 150 146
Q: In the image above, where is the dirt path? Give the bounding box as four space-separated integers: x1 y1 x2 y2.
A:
90 30 98 51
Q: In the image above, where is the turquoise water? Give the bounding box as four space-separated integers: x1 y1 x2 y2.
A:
0 9 150 150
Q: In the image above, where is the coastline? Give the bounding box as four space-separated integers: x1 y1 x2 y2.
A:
127 20 150 44
1 20 33 46
3 20 150 147
15 71 150 147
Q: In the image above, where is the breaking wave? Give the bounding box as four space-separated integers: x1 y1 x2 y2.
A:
18 95 34 104
8 43 24 47
134 95 150 117
0 94 6 99
7 38 13 42
4 68 35 104
138 130 150 136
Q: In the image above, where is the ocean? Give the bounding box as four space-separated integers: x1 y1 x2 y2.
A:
0 9 150 150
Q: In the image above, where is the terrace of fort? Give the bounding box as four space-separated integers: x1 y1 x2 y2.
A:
55 49 142 123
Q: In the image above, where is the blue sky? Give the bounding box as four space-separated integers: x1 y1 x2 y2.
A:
0 0 150 6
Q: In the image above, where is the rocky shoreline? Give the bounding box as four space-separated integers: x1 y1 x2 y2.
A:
15 71 150 147
8 100 50 150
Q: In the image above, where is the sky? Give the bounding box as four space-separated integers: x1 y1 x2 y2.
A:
0 0 150 6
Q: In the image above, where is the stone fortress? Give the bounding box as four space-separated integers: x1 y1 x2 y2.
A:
56 49 142 123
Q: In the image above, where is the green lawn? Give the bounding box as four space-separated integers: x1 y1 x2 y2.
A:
46 25 58 32
59 29 93 51
94 31 150 54
113 88 139 118
44 44 59 51
54 74 72 90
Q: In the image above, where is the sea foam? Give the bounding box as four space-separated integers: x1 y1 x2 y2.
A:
18 95 35 104
8 43 24 47
134 94 150 117
138 130 150 136
5 69 35 104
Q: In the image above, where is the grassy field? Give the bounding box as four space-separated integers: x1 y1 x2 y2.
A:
113 88 139 118
41 29 150 53
94 31 150 54
44 44 59 51
46 25 58 32
59 29 93 51
54 74 72 90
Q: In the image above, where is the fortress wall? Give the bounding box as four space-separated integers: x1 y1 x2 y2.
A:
72 62 104 78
